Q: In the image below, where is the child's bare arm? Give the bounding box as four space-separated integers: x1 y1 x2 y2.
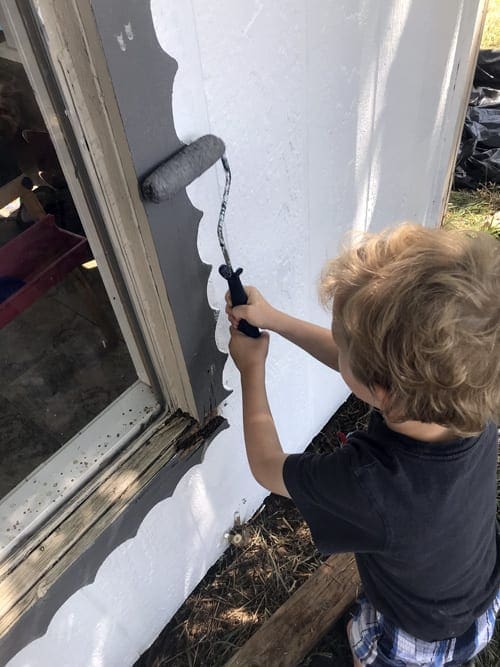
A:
226 287 339 371
229 328 290 497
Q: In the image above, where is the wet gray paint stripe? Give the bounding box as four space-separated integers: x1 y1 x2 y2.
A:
90 0 229 421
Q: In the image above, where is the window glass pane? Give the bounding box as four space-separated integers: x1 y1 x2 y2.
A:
0 55 137 499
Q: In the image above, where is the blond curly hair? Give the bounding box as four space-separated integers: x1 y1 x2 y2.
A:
320 223 500 436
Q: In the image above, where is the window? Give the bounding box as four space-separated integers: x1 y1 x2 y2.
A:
0 47 165 551
0 0 201 637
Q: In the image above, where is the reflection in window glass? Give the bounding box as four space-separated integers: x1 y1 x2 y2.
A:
0 55 137 499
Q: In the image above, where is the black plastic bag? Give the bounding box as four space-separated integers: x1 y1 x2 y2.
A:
474 49 500 87
454 50 500 189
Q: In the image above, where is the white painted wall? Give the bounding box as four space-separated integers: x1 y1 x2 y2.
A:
8 1 482 665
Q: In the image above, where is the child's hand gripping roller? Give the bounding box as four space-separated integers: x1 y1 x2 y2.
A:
216 155 259 338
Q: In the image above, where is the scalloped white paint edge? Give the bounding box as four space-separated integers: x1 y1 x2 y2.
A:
7 437 264 666
7 0 480 663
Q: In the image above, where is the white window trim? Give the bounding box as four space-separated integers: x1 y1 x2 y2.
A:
0 0 202 640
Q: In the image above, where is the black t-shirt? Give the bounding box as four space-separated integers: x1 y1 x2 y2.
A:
283 410 500 641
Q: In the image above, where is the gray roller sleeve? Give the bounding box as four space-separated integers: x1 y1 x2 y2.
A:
141 134 226 203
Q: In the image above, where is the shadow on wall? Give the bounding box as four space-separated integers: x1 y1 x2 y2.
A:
156 0 474 292
351 0 469 234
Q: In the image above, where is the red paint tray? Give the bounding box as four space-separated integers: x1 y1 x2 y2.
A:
0 215 91 329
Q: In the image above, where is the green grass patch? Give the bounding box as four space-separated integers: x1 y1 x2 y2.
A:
443 186 500 238
482 0 500 48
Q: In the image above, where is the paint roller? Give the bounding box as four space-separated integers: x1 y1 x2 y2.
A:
141 135 260 338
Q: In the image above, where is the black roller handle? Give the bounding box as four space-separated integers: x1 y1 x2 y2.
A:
219 265 261 338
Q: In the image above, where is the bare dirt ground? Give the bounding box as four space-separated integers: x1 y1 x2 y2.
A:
135 395 499 667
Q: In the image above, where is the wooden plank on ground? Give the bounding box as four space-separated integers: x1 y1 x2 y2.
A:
225 552 360 667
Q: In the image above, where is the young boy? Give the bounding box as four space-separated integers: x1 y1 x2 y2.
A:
226 223 500 667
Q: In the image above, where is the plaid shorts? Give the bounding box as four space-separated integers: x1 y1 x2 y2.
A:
348 591 500 666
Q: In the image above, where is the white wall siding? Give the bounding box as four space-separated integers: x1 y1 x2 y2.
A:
8 1 482 664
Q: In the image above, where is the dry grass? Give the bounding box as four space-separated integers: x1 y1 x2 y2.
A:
137 497 324 667
135 396 369 667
